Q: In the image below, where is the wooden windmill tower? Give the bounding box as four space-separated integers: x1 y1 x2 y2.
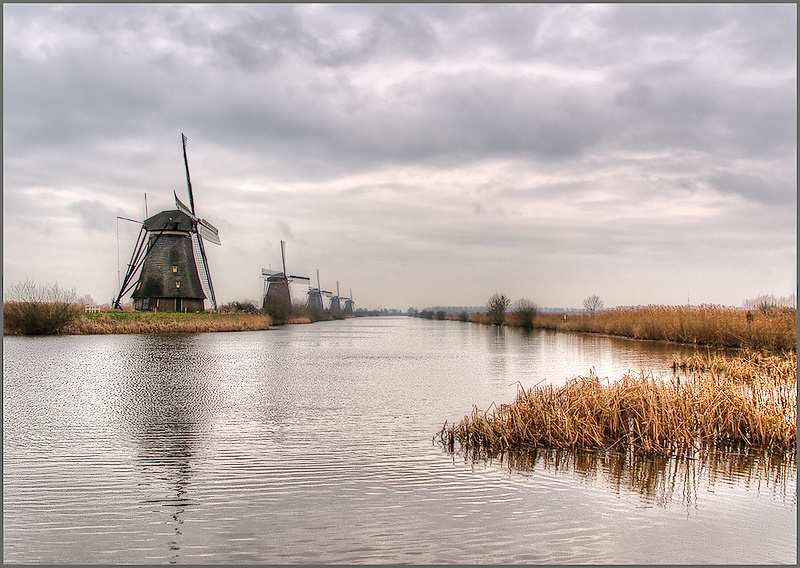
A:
306 269 332 310
262 240 310 319
328 281 342 312
113 134 221 312
343 288 355 315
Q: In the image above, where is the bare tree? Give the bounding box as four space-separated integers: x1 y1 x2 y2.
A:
583 294 604 316
487 293 510 326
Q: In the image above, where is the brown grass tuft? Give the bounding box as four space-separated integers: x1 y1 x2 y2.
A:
438 350 796 456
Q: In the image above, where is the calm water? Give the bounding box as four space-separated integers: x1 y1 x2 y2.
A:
3 317 796 564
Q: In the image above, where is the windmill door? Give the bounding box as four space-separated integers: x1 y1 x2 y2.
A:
176 298 183 312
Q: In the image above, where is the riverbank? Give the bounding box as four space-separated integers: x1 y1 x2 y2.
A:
470 305 797 352
61 311 274 335
437 349 797 457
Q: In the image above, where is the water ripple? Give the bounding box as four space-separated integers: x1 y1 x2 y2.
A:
3 322 796 564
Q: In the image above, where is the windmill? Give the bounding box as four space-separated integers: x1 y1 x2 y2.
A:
112 134 221 312
343 288 355 315
262 240 310 319
328 281 342 312
307 269 332 310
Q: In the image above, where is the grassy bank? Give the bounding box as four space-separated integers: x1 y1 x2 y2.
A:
61 311 273 335
437 350 796 456
471 305 796 352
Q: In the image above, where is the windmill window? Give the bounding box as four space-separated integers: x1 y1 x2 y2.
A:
176 281 181 289
172 266 178 273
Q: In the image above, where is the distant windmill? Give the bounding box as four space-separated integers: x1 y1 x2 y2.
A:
262 241 310 317
343 288 355 315
113 134 221 312
307 269 332 310
328 281 342 312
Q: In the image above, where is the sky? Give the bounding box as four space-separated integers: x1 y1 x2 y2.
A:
3 3 797 311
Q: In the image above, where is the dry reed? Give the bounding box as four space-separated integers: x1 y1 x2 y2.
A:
469 305 797 352
64 312 273 335
438 351 796 456
535 305 796 351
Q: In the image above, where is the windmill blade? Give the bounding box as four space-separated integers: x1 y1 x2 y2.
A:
199 217 218 234
193 232 217 310
197 219 220 245
288 275 311 283
182 133 195 215
174 191 194 218
175 191 221 245
262 268 283 276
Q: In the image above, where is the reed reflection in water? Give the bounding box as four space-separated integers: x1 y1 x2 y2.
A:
452 446 797 510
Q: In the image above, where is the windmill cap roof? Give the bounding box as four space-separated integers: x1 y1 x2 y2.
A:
143 209 194 232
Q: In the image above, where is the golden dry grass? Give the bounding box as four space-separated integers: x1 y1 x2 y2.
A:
474 305 796 352
64 311 273 334
438 350 796 456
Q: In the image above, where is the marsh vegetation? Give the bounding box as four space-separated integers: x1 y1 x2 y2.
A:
469 302 796 352
437 349 796 457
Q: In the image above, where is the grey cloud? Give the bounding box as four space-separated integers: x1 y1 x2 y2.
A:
6 3 792 178
599 4 731 38
306 9 440 67
68 199 125 233
706 172 794 206
614 81 654 110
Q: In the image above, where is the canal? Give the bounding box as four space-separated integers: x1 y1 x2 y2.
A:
3 316 796 563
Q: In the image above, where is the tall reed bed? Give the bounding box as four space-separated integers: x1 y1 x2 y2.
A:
437 351 796 456
532 305 795 351
65 311 273 334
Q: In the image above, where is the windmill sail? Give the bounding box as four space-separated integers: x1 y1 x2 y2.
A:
174 192 193 218
174 192 220 245
182 133 195 214
192 233 216 308
198 219 220 245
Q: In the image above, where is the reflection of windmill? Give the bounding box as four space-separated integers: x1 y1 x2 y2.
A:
113 134 221 312
343 289 355 315
307 269 332 310
328 281 342 312
261 240 310 311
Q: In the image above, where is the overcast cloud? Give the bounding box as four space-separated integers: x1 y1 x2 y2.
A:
3 3 796 310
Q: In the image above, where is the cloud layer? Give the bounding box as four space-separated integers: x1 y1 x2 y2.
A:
3 4 796 309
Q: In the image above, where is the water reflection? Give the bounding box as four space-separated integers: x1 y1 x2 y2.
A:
3 321 795 564
114 334 219 563
451 446 797 509
487 326 508 378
